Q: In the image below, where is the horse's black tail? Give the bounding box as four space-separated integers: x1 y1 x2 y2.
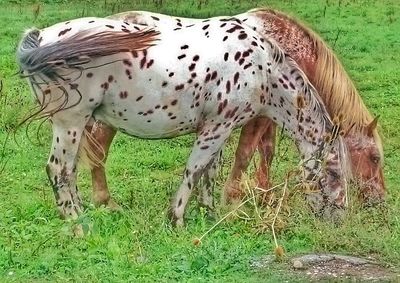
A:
17 27 159 78
17 29 41 72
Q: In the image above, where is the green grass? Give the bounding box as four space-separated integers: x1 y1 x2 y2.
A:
1 0 400 281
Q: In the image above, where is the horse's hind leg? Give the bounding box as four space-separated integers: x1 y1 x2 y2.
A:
46 117 91 219
84 120 118 209
171 124 232 226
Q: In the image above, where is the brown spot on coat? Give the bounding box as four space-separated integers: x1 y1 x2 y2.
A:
238 33 248 40
243 63 252 70
140 57 147 69
175 84 184 91
58 28 71 37
188 63 196 71
211 71 218 80
147 59 154 68
224 53 229 61
234 51 241 61
226 80 231 94
226 24 243 33
119 91 128 99
123 59 132 66
233 72 240 85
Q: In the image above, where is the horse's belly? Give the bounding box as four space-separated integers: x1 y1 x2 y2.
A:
93 103 198 139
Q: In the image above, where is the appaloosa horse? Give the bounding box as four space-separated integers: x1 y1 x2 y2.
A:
86 8 384 210
18 15 349 225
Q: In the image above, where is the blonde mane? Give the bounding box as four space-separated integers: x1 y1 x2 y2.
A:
249 7 382 158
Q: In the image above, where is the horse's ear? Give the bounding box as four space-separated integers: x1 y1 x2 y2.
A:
365 116 379 137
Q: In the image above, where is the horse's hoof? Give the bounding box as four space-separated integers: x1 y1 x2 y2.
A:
224 188 243 204
167 208 185 227
320 205 345 225
72 222 94 237
94 198 122 211
174 218 185 227
73 224 85 237
106 199 122 212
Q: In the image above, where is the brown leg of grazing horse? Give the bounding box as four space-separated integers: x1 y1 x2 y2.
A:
256 121 277 203
85 121 119 209
224 117 272 202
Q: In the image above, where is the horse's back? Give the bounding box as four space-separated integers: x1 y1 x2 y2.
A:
89 19 270 138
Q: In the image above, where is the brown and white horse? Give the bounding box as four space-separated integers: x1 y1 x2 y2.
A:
87 8 384 210
18 15 348 225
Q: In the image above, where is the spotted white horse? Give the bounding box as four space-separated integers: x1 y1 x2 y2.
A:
17 16 349 225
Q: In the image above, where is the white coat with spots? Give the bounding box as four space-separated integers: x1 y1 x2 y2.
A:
17 16 348 225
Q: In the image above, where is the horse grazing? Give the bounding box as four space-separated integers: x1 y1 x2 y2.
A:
229 8 385 205
17 16 349 225
90 8 384 206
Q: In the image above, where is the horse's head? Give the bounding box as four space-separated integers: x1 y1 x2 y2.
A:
345 117 385 204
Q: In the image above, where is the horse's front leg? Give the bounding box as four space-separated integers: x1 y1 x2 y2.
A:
85 120 118 209
170 124 231 226
197 149 223 212
256 121 277 202
46 117 90 220
223 118 269 202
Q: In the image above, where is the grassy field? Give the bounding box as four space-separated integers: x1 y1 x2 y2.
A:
1 0 400 281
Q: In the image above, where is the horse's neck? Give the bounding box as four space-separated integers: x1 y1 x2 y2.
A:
248 10 375 131
248 11 317 81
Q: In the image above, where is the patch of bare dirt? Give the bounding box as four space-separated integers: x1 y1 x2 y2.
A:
251 253 399 282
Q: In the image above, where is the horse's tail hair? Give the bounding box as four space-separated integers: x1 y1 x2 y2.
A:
17 27 159 77
17 29 41 71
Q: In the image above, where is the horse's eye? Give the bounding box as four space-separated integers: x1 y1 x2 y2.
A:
371 155 380 164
